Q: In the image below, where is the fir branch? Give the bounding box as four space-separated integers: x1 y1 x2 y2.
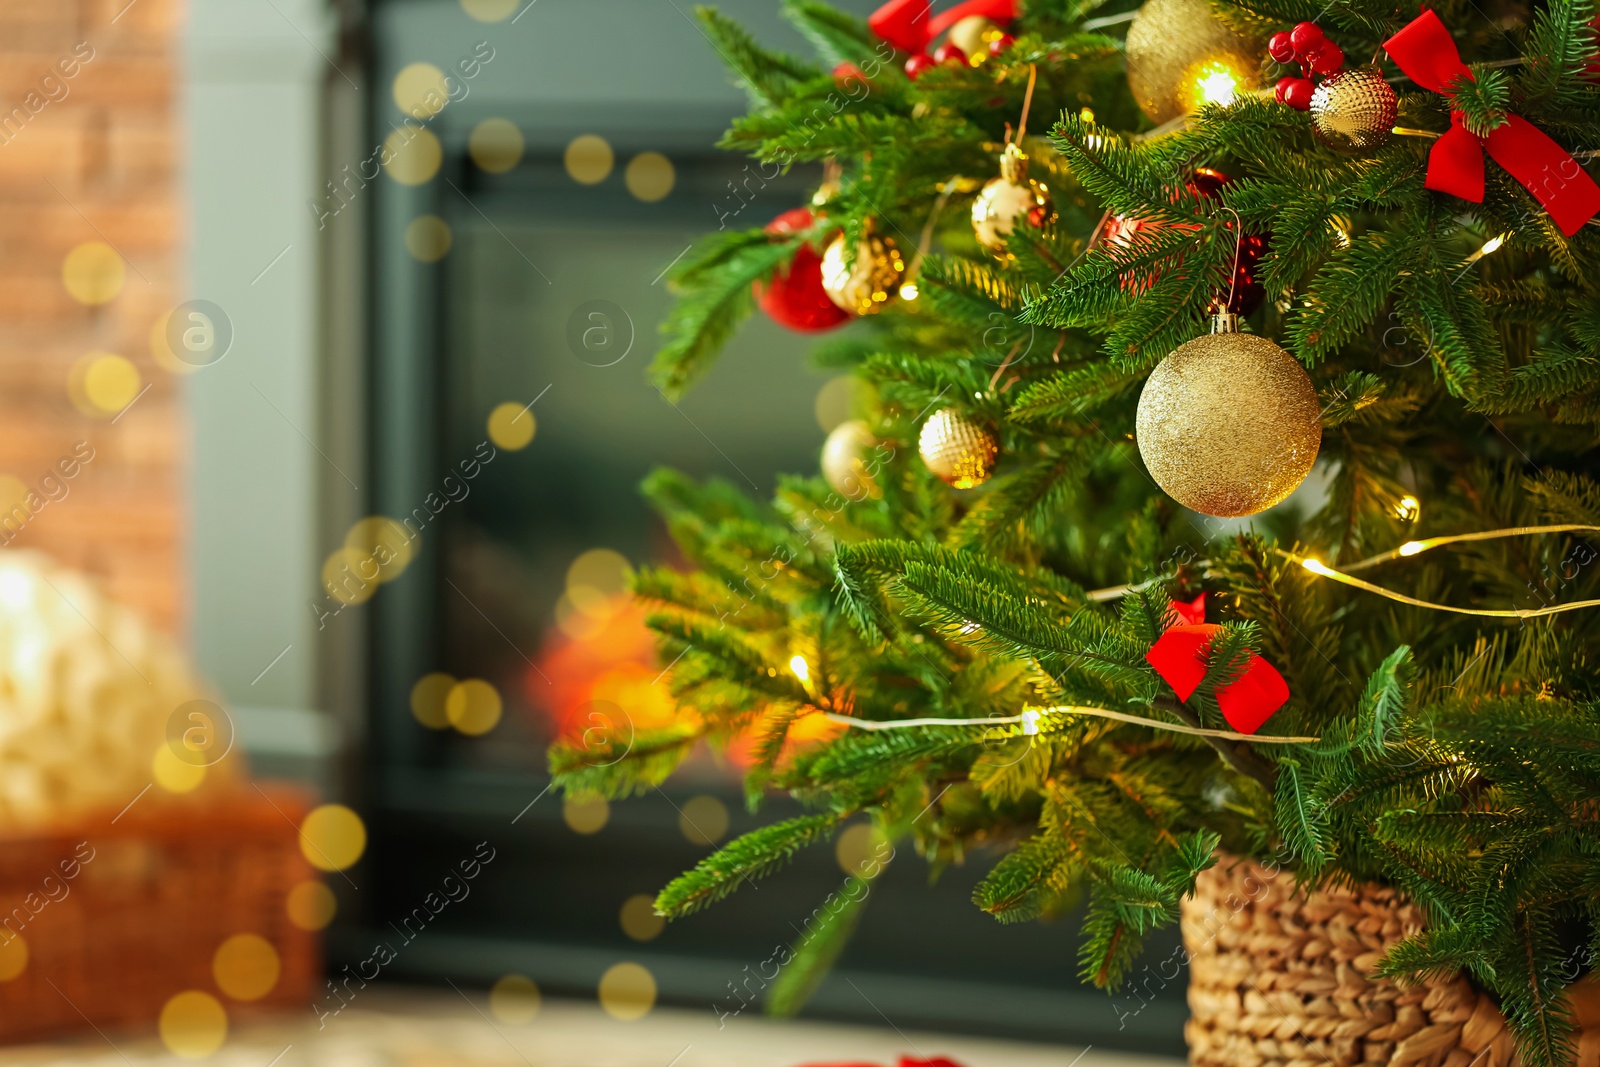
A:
656 813 842 917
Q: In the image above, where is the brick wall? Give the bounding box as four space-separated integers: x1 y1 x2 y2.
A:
0 0 183 631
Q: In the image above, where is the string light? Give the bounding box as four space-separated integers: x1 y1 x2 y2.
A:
788 655 810 683
822 707 1316 744
1394 495 1420 521
1283 535 1600 618
898 282 920 301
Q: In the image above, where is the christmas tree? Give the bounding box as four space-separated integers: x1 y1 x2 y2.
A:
550 0 1600 1062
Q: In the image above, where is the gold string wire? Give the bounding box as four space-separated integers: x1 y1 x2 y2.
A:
823 707 1317 744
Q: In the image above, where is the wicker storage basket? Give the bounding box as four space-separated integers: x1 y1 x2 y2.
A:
0 785 321 1044
1182 853 1600 1067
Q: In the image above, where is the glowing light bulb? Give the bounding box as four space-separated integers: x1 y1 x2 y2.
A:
1301 558 1333 576
899 282 919 301
1020 709 1040 736
1079 107 1095 124
789 655 810 683
1394 495 1420 521
1191 63 1240 107
1479 234 1505 256
1398 541 1424 557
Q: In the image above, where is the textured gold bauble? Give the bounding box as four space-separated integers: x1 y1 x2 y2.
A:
820 230 906 316
947 15 1001 57
1310 66 1398 151
919 408 998 489
972 144 1057 254
822 419 882 500
1135 319 1321 517
1124 0 1263 124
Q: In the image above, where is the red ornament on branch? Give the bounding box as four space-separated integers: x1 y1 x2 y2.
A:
1097 168 1268 317
753 208 851 333
1384 9 1600 236
869 0 1015 76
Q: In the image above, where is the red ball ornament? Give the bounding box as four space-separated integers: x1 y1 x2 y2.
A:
932 42 967 66
904 52 935 79
832 61 868 88
752 208 851 333
1099 169 1269 318
1281 76 1315 110
988 33 1015 57
1307 42 1344 75
1268 31 1296 64
1289 21 1324 55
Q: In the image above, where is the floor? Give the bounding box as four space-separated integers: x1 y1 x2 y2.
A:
5 991 1187 1067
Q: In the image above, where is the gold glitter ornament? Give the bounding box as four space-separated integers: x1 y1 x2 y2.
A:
1309 66 1398 151
919 408 998 489
1136 315 1321 517
822 419 883 499
1124 0 1263 124
972 144 1057 255
820 230 906 316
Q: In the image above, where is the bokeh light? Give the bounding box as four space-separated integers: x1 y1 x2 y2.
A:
405 216 453 263
678 794 729 846
159 991 228 1059
344 515 414 583
461 0 519 20
150 311 201 376
286 880 337 931
624 152 675 202
564 134 614 185
0 934 27 981
213 933 280 1001
566 548 630 620
410 672 457 729
62 241 125 305
487 401 536 450
0 476 28 517
489 974 542 1023
152 743 206 793
300 804 367 872
470 118 525 174
835 821 888 877
393 62 450 118
322 546 379 606
813 374 872 433
70 352 142 418
563 795 609 834
446 678 503 736
384 125 443 185
598 962 657 1020
619 895 664 942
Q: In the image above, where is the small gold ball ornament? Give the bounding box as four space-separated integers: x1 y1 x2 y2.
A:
972 144 1057 255
820 230 906 316
947 15 1001 58
1124 0 1263 124
919 408 998 489
822 419 883 500
1309 66 1398 151
1136 316 1321 517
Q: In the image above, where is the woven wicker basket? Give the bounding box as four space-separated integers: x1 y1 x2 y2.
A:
1182 853 1600 1067
0 786 320 1044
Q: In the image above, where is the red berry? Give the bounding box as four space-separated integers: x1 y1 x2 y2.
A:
904 52 935 79
1268 31 1296 64
1274 75 1296 104
1282 76 1315 110
1289 22 1324 55
988 33 1016 57
932 42 967 66
1308 42 1343 74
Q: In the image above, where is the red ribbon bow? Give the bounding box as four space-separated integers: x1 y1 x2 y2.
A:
869 0 1016 54
1383 10 1600 236
1144 595 1290 735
